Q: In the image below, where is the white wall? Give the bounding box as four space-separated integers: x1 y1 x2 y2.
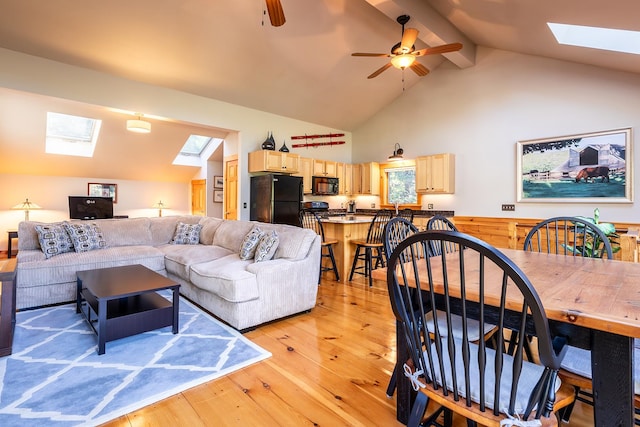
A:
353 47 640 223
0 174 189 251
0 48 353 251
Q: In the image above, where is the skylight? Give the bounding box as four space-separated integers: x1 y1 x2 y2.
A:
548 22 640 55
45 112 102 157
179 134 213 156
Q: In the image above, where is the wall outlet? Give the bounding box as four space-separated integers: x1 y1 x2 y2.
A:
502 204 515 211
243 202 247 209
371 203 375 208
427 203 434 210
340 202 344 208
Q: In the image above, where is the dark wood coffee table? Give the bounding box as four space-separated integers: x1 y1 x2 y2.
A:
76 264 180 355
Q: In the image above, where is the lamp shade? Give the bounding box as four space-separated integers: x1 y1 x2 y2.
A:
390 53 416 69
126 119 151 133
152 200 168 217
12 198 41 221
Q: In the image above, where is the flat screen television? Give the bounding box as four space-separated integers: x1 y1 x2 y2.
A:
68 196 114 220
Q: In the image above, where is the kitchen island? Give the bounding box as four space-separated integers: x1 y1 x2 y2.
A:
321 216 375 283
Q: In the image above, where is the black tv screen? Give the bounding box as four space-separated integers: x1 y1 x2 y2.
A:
68 196 114 220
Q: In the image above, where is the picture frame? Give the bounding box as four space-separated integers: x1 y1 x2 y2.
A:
214 176 224 188
516 128 633 203
213 190 223 203
88 183 118 203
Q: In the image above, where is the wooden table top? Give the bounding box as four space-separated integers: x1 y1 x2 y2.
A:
373 248 640 339
77 264 178 299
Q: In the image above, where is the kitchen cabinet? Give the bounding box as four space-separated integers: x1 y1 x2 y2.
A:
354 162 380 195
248 150 300 174
337 162 353 195
416 153 455 194
312 159 338 177
295 157 313 194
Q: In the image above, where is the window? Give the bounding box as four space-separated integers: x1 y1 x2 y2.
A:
386 166 417 205
548 23 640 55
179 134 213 156
45 112 102 157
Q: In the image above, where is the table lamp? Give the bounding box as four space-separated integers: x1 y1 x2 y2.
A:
12 198 41 221
152 200 168 217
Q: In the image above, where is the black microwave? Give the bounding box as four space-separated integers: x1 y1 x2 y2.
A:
312 176 339 195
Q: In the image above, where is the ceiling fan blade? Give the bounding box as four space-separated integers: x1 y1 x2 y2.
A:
410 62 430 77
265 0 286 27
414 42 463 57
352 52 391 57
400 28 419 53
367 63 393 79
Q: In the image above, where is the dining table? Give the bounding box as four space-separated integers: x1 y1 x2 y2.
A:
372 247 640 426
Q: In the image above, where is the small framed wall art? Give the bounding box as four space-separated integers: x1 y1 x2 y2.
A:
214 176 224 188
88 183 118 203
214 190 223 203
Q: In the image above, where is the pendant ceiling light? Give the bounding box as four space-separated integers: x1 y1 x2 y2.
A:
126 114 151 133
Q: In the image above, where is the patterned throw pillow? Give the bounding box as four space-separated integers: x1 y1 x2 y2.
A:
239 227 265 260
254 231 279 262
63 222 108 253
35 223 75 259
170 222 203 245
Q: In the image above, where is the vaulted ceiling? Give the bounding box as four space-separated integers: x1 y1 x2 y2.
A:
2 0 640 180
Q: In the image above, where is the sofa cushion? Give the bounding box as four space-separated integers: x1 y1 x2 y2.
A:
198 217 224 245
64 222 108 253
254 231 279 262
95 217 152 247
257 223 317 260
34 223 74 259
149 216 201 246
160 244 233 280
189 255 259 303
18 221 53 251
239 227 265 260
16 246 166 287
212 220 255 252
170 222 203 245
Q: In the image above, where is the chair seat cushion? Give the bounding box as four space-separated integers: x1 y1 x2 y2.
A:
560 342 640 395
425 310 496 342
424 337 560 415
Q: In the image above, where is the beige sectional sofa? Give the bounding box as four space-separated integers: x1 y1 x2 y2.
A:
16 215 321 330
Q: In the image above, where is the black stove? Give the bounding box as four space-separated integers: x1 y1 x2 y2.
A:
301 201 329 211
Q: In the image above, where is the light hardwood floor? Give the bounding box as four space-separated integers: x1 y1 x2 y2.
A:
102 275 594 427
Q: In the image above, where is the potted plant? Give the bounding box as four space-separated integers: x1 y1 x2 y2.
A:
571 208 620 258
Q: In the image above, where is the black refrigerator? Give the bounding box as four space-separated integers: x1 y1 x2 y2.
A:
250 174 303 226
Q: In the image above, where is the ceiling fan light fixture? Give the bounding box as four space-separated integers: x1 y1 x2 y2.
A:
388 143 404 161
126 114 151 133
391 54 415 69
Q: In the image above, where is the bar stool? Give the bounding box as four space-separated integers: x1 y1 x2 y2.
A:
348 210 393 287
299 210 339 282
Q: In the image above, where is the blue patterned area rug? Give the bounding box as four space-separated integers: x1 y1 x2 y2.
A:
0 295 271 426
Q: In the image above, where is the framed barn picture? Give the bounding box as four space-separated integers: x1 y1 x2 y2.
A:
516 128 633 203
88 183 118 203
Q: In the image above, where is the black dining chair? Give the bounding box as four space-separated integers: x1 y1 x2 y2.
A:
348 209 393 287
426 215 457 255
299 209 340 282
395 208 414 223
522 216 614 423
382 219 498 399
386 230 575 427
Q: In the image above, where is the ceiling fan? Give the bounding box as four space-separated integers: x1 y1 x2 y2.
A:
352 15 462 79
265 0 285 27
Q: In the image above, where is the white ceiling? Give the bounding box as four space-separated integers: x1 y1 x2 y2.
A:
2 0 640 180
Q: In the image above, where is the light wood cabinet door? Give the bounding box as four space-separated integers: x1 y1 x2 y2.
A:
312 160 338 177
296 157 313 194
352 163 362 194
248 150 300 173
342 163 353 195
416 153 455 193
359 162 380 195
